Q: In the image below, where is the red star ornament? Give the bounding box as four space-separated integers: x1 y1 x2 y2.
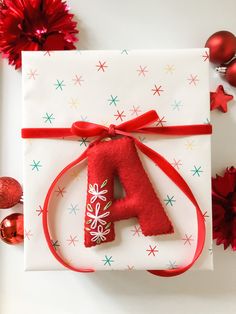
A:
210 85 234 113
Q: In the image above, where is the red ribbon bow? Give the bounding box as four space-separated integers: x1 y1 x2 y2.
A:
22 110 212 277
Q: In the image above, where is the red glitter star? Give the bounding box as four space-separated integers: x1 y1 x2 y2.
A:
210 85 234 113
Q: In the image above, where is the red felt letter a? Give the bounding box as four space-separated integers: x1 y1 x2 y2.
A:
84 137 173 247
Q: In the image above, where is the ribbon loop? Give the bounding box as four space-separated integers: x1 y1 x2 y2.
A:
71 121 105 137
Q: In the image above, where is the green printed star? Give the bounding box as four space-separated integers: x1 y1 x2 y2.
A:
191 165 203 177
121 49 128 55
43 112 55 124
68 204 79 215
78 137 90 147
54 79 65 90
164 195 176 206
30 160 42 171
171 100 182 111
102 255 114 266
108 95 119 106
51 240 60 251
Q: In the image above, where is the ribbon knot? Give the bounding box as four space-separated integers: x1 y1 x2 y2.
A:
108 124 116 137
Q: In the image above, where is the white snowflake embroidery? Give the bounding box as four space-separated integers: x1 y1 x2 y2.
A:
88 183 108 203
87 203 110 229
90 225 110 243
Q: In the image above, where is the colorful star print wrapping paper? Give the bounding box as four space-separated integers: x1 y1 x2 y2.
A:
22 49 213 271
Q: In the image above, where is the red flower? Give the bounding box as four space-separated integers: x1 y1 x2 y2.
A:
0 0 78 69
212 167 236 251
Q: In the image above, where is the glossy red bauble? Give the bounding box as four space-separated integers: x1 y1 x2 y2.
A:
0 177 23 208
205 31 236 64
0 213 24 245
225 59 236 87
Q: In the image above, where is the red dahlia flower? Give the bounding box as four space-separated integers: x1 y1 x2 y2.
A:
0 0 78 69
212 167 236 251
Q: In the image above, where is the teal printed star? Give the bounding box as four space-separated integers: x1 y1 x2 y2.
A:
54 79 65 90
51 240 60 250
171 100 182 111
30 160 42 171
68 204 79 215
204 118 210 124
191 166 203 177
167 261 178 270
164 195 176 206
102 255 114 266
43 113 55 124
78 137 90 147
108 95 119 106
121 49 128 55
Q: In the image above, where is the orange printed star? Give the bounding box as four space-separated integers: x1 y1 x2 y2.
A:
210 85 234 113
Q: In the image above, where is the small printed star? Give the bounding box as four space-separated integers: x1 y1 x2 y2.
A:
171 159 182 170
43 112 55 124
54 79 65 91
55 186 66 197
167 261 178 270
43 51 51 56
127 265 135 270
137 65 148 77
165 64 175 74
130 225 142 237
152 84 164 96
68 98 79 109
68 204 79 215
96 61 108 72
102 255 114 266
171 100 182 111
138 136 146 143
114 110 126 122
108 95 119 106
204 118 211 124
202 51 209 61
129 105 142 116
146 245 158 256
27 69 38 80
73 74 84 86
80 115 88 121
24 229 33 240
78 137 90 147
203 211 209 221
51 239 60 250
30 160 42 171
182 234 194 245
191 165 203 177
36 205 43 216
187 74 199 86
164 195 176 206
156 116 166 127
185 140 195 150
210 85 234 113
66 235 79 246
209 248 213 255
121 49 128 55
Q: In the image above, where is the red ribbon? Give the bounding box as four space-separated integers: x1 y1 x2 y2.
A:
22 110 212 277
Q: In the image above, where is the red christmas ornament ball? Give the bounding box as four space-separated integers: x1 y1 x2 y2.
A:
0 177 23 208
205 31 236 64
225 59 236 87
0 213 24 245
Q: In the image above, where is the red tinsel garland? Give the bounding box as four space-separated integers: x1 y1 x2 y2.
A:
212 167 236 251
0 0 78 69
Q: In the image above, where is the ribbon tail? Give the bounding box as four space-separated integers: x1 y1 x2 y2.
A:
134 139 206 277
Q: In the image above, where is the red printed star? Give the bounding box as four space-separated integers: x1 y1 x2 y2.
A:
187 74 199 86
202 51 209 61
36 205 43 216
67 235 79 246
156 116 166 127
146 245 158 256
130 225 142 237
203 211 209 221
73 74 84 86
171 158 182 170
210 85 234 113
182 234 194 245
127 265 135 270
43 51 51 56
129 105 142 116
114 110 126 122
55 186 66 197
27 69 38 80
96 61 108 72
137 65 148 76
152 84 164 96
24 229 33 240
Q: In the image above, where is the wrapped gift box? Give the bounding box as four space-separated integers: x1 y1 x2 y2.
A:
22 49 213 271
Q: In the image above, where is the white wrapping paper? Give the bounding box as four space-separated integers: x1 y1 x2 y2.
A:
22 49 213 271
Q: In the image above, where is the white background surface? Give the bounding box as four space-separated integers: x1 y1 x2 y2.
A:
0 1 235 313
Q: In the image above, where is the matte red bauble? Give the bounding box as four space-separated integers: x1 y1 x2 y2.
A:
225 59 236 87
0 213 24 245
205 31 236 64
0 177 23 208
